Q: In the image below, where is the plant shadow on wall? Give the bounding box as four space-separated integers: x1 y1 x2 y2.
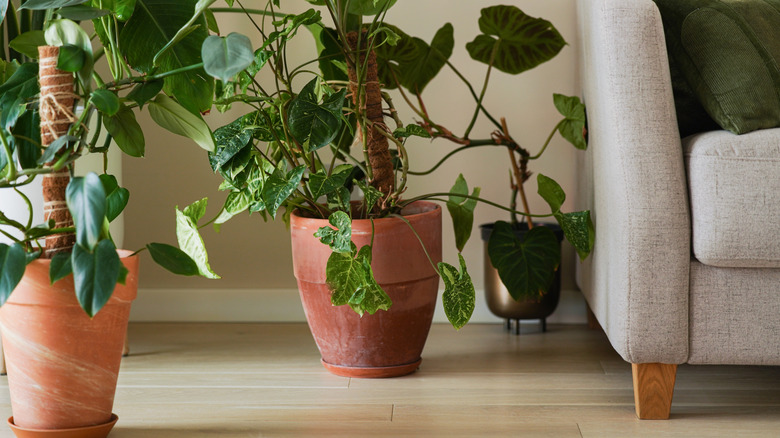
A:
179 0 593 352
0 0 220 433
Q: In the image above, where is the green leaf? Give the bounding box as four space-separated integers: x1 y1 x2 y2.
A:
56 5 110 20
266 9 321 49
0 63 39 118
262 165 305 218
103 104 145 157
554 93 587 150
204 8 219 33
182 197 208 223
376 23 453 94
327 186 350 212
393 124 431 139
148 94 215 152
347 0 396 15
311 26 347 82
287 78 346 152
466 5 566 75
354 179 382 213
326 244 391 316
439 253 475 330
350 250 391 316
67 173 107 250
176 205 219 279
308 164 352 200
314 210 352 254
44 19 94 81
120 0 214 114
147 242 199 276
56 44 85 72
99 174 129 222
554 210 594 262
0 243 26 306
0 0 7 27
214 190 251 228
202 32 254 84
49 251 72 284
19 0 87 9
209 112 255 171
246 49 273 78
37 135 77 165
8 31 46 59
537 173 565 214
126 79 164 109
12 110 41 169
72 239 121 317
487 221 560 301
113 0 137 21
446 174 480 252
91 89 120 116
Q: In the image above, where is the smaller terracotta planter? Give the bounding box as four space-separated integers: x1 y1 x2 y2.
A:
290 202 442 378
0 250 138 434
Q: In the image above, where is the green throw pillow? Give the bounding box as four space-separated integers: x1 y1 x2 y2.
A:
654 0 780 135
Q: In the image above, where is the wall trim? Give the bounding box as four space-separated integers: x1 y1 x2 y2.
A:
130 288 587 324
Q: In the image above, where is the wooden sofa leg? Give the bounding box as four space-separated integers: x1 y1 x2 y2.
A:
632 363 677 420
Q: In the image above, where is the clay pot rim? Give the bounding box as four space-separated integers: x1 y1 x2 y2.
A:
292 200 441 223
7 414 118 437
25 249 138 267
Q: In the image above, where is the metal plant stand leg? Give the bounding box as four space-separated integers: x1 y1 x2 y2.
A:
505 319 511 331
515 319 521 335
541 318 547 333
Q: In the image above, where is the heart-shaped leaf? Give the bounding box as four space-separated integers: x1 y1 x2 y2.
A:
56 44 85 72
91 89 120 116
103 104 145 157
350 251 391 316
466 5 566 75
0 243 26 306
308 164 353 200
126 79 164 109
287 78 346 152
537 173 565 214
554 210 594 262
376 23 453 94
326 244 391 315
67 173 107 251
72 239 121 317
49 251 73 284
439 253 475 330
176 204 220 279
202 33 254 84
446 174 480 252
210 112 256 171
314 210 352 254
487 221 560 301
148 94 215 152
147 242 199 276
99 174 129 222
262 165 306 218
553 93 587 150
8 31 46 59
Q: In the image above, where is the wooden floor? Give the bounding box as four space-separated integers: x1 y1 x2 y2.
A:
1 323 779 437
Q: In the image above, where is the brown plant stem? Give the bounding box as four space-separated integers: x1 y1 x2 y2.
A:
39 46 76 257
346 31 394 197
500 118 533 229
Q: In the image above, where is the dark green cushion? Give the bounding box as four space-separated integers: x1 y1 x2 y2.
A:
654 0 780 135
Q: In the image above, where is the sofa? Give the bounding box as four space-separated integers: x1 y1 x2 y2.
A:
575 0 780 419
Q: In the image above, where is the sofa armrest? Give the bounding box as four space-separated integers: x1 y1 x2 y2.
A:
576 0 690 364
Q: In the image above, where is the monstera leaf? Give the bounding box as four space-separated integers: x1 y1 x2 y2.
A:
466 5 566 75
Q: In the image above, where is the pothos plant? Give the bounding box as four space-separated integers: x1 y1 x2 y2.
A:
166 0 593 329
0 0 219 316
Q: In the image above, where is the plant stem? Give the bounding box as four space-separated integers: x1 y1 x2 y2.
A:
390 214 440 276
445 60 503 131
0 128 17 181
210 7 285 18
14 187 34 229
529 120 564 160
463 40 499 139
408 142 497 176
399 193 553 219
102 63 204 90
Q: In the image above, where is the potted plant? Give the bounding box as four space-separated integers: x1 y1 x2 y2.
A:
185 0 593 377
0 0 216 434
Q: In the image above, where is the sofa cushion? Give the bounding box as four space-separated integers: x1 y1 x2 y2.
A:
654 0 780 135
685 129 780 268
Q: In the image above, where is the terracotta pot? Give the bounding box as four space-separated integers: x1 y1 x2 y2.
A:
480 223 563 332
0 250 138 432
290 202 442 378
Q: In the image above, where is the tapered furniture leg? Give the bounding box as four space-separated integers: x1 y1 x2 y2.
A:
587 306 601 330
0 335 5 375
122 332 130 357
632 363 677 420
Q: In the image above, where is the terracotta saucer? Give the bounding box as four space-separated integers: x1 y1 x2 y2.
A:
8 414 118 438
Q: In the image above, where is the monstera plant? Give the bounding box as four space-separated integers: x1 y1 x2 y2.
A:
175 0 593 376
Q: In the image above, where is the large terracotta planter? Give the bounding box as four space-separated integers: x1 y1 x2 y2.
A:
480 223 563 334
290 202 442 378
0 250 138 433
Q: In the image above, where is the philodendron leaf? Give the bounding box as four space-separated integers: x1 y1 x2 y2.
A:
287 78 346 152
8 31 46 59
326 244 391 316
103 104 145 157
262 165 306 218
209 112 255 172
0 0 7 27
393 124 431 139
354 179 383 213
99 174 129 222
202 33 254 84
176 203 220 279
314 210 352 254
446 174 480 252
126 79 164 109
487 221 560 301
182 197 208 223
537 173 565 214
56 5 110 20
308 164 353 200
350 249 391 316
466 5 566 75
44 19 94 81
72 239 121 317
553 93 587 150
13 110 41 169
148 94 215 152
18 0 87 9
147 242 199 276
439 253 475 330
347 0 396 15
0 243 26 306
49 251 72 284
376 23 453 94
91 89 120 116
66 172 107 251
56 44 85 72
113 0 137 21
554 210 594 261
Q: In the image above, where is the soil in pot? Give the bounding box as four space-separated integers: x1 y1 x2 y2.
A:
290 202 442 378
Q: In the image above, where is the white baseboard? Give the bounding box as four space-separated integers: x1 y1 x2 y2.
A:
130 288 587 324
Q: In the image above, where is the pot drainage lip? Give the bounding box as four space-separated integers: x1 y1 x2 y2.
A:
8 414 118 438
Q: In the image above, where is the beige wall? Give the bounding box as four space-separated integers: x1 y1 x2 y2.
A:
124 1 582 310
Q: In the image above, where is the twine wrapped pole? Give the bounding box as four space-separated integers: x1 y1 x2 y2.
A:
38 46 77 257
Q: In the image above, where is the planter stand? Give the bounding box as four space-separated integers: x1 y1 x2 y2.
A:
505 318 548 335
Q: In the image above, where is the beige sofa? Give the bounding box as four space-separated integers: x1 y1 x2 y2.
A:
575 0 780 419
